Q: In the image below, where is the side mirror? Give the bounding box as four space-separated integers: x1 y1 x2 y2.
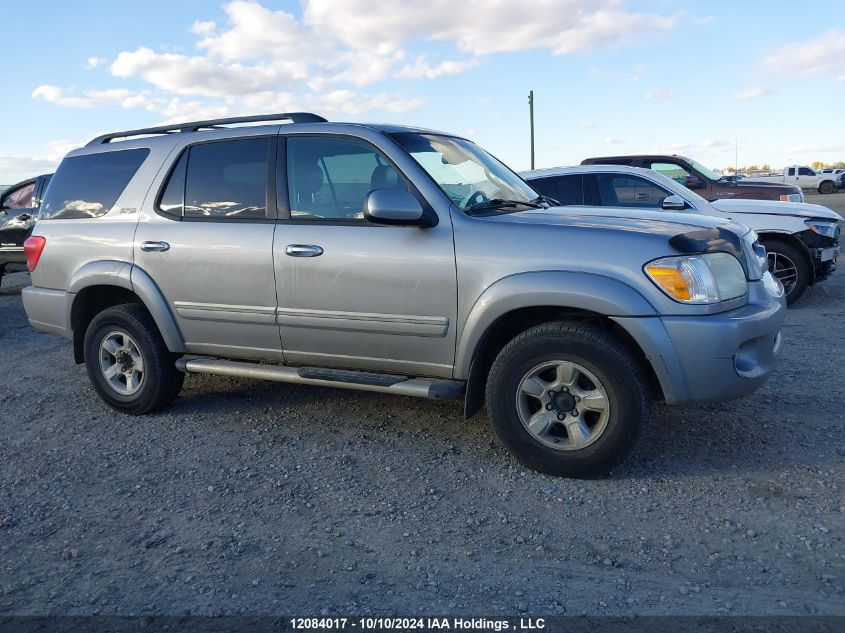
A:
364 189 430 227
683 175 703 189
661 194 687 210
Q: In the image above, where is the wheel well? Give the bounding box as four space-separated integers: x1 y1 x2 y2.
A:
70 285 144 364
464 306 663 419
756 232 814 280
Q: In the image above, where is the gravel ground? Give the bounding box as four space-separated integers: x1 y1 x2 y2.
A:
1 228 843 617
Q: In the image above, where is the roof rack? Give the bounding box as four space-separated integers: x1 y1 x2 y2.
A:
86 112 328 146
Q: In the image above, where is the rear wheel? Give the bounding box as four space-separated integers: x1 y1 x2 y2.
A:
763 240 810 305
486 321 650 478
84 304 183 414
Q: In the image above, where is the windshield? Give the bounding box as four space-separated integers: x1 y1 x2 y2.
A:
684 157 721 182
391 133 539 211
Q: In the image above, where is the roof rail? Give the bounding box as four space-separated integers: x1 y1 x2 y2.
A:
86 112 328 146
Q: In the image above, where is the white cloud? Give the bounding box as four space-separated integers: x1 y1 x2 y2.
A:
32 85 147 109
764 30 845 79
110 47 308 96
581 122 598 129
644 90 677 100
691 16 715 26
604 137 622 144
191 20 216 36
85 56 106 69
305 0 677 56
838 75 845 85
36 0 680 125
398 55 479 80
732 87 771 101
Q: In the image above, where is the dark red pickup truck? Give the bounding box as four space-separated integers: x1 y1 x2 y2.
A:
581 154 804 203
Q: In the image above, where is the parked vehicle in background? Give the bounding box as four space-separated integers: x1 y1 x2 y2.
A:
21 113 786 477
523 164 840 304
819 168 845 189
0 174 52 285
581 154 804 203
743 166 840 194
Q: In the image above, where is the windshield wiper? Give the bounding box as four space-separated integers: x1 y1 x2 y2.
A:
466 198 543 214
531 194 560 207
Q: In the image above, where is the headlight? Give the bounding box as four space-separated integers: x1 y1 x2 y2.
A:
779 193 804 203
805 219 839 239
645 252 747 303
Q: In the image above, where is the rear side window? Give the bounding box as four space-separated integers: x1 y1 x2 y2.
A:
158 138 270 220
39 149 149 220
529 175 583 205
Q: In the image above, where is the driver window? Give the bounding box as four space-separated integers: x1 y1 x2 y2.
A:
286 136 407 221
592 174 669 208
649 162 691 185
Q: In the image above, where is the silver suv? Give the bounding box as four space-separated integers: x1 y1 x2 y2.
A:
23 113 787 477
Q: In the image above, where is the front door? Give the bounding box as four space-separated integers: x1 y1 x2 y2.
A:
134 135 282 361
273 134 457 378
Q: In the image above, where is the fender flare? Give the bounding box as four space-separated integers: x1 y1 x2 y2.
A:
454 270 657 379
67 260 185 353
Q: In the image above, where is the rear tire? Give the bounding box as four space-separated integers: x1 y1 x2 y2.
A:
764 240 810 305
485 321 650 478
84 304 184 415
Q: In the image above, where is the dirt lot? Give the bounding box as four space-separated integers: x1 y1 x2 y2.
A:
1 198 843 617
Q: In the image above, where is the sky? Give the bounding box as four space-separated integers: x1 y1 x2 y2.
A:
1 0 844 184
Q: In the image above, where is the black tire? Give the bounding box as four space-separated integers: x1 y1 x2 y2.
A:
485 321 650 478
83 303 184 415
763 240 810 305
819 180 835 195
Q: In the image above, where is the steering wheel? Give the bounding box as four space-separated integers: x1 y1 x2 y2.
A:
460 190 489 208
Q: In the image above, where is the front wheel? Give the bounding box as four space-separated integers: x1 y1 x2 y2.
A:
819 181 835 195
486 321 650 478
764 240 810 305
84 304 184 415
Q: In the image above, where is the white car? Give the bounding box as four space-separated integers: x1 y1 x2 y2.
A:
522 164 841 304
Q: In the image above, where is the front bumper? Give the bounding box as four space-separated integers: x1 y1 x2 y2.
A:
614 277 786 404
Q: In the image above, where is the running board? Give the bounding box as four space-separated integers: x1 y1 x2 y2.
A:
175 357 465 400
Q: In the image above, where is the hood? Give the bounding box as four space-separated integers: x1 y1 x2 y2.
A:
486 205 748 236
709 198 842 221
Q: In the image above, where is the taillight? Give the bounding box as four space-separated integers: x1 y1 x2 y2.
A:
23 236 46 272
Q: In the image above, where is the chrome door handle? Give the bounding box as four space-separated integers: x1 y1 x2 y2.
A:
285 244 324 257
141 241 170 252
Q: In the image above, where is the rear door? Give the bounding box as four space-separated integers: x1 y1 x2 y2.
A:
272 133 457 378
134 134 282 361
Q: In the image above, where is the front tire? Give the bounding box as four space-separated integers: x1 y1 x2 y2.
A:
764 240 810 305
486 321 650 478
84 304 184 415
819 180 835 195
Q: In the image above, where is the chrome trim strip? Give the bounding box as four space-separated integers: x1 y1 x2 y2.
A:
174 301 277 325
276 307 449 337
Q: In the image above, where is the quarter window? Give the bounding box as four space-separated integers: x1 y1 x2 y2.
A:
286 136 407 221
39 149 149 220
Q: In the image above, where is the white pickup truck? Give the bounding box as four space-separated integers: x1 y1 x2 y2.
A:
744 166 840 194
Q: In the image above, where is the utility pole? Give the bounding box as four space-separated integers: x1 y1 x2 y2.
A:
528 90 535 170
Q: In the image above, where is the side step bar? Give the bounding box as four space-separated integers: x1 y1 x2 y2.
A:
176 357 465 400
